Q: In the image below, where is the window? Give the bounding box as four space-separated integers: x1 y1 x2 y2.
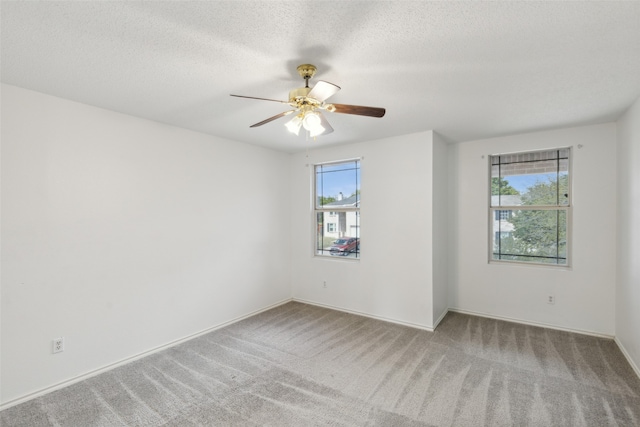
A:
490 148 571 265
315 160 360 258
495 210 512 220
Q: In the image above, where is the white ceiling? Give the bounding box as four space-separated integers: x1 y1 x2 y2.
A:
2 1 640 153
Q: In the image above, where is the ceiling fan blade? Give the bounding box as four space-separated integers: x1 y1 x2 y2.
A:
332 103 386 118
318 112 334 135
250 110 295 127
231 94 289 104
307 81 341 102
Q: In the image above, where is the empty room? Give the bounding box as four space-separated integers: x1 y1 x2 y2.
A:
1 2 639 426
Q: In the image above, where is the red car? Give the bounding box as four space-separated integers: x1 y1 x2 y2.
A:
329 237 359 256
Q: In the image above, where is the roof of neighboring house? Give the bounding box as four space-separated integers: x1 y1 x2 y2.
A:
323 194 359 208
491 195 522 206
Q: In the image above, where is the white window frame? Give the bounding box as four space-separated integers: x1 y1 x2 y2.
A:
313 158 361 259
489 147 572 267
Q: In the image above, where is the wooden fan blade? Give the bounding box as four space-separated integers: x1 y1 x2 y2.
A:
231 94 289 104
318 112 334 135
307 81 341 102
250 110 295 127
332 103 386 118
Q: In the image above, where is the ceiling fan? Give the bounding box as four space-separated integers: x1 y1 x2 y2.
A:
230 64 385 138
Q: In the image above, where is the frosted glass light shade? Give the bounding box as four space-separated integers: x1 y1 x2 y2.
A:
285 115 303 135
302 112 324 136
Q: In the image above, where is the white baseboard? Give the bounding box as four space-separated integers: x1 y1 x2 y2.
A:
432 308 448 329
448 307 615 339
614 337 640 380
293 298 434 332
0 298 293 411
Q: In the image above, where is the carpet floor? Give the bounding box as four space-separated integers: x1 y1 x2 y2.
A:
2 301 639 426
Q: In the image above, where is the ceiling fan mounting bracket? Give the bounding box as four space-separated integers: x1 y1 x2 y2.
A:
296 64 317 81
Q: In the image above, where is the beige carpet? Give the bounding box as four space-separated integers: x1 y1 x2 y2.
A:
2 301 639 426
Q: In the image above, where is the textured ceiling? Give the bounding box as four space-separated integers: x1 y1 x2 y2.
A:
2 1 640 153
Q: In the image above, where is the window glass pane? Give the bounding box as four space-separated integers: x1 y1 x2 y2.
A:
316 212 331 255
492 209 567 265
316 161 360 208
558 158 570 206
491 149 570 207
517 170 561 206
314 159 361 259
491 164 522 206
316 211 360 258
558 148 570 159
490 165 500 195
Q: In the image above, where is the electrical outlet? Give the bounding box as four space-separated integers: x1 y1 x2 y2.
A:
323 281 327 288
547 295 555 305
53 337 64 354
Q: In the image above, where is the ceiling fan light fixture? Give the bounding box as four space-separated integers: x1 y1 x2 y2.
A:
309 124 325 138
302 112 321 130
285 115 303 135
302 112 325 137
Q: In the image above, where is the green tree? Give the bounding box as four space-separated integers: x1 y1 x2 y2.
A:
492 177 519 195
318 196 336 206
518 175 569 206
507 175 568 263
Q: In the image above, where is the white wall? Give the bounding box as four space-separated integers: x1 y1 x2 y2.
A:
431 132 448 326
0 84 292 405
290 132 436 329
2 82 634 407
616 96 640 373
448 123 617 336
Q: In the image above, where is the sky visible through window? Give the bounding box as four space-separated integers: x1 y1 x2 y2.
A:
505 172 568 194
316 161 360 201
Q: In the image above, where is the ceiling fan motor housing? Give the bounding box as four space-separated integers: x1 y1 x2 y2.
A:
289 86 312 102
